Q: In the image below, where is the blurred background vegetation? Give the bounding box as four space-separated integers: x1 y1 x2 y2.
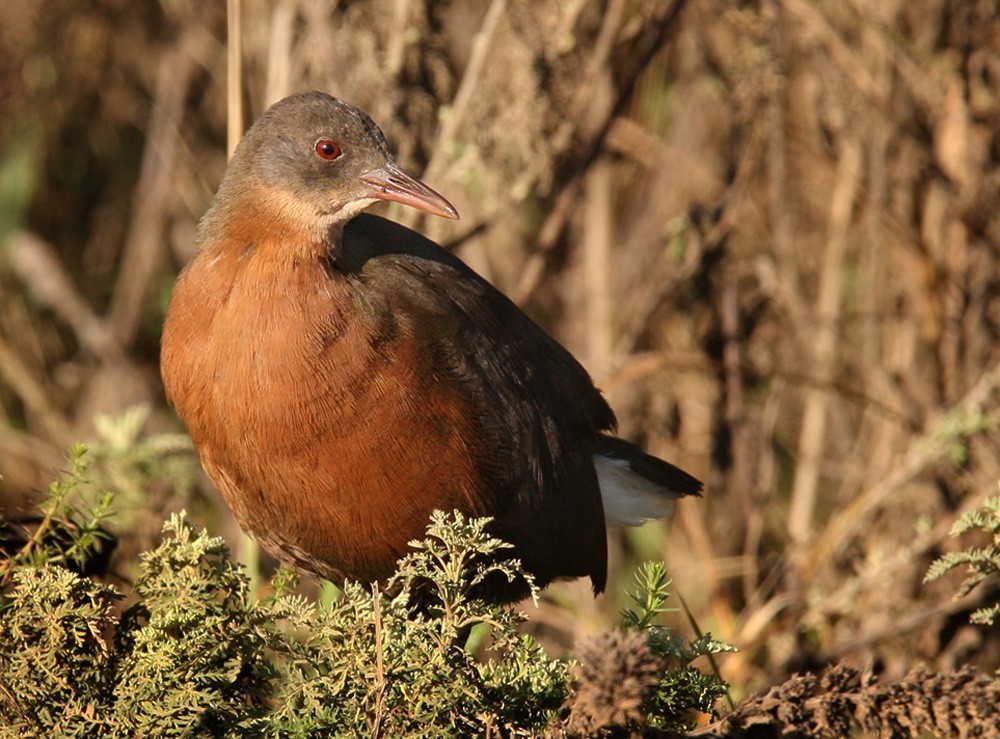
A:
1 0 998 699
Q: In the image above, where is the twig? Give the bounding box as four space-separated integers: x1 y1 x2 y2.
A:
800 360 1000 582
567 0 628 127
227 0 244 157
385 0 415 79
107 37 202 346
512 0 689 306
8 231 120 358
817 589 992 663
777 0 878 98
719 257 761 598
761 3 810 348
402 0 506 225
371 582 387 738
263 0 295 107
678 590 737 710
776 369 917 428
583 158 615 363
578 1 626 366
816 483 996 623
0 419 63 471
604 115 719 190
597 350 714 389
783 0 947 116
787 139 862 543
0 334 71 444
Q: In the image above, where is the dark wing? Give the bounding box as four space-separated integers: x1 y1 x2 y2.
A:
342 214 613 592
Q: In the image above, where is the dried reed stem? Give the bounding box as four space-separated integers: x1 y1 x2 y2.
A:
512 0 689 306
227 0 244 157
788 139 862 544
801 359 1000 581
583 149 615 364
107 43 199 347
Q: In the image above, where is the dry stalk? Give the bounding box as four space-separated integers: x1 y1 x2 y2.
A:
0 335 71 445
512 0 690 306
787 139 863 544
370 582 387 738
227 0 244 157
107 38 203 347
816 483 998 627
263 0 295 108
816 589 991 664
0 420 63 473
583 157 615 364
385 0 414 80
404 0 507 224
8 232 119 358
801 359 1000 583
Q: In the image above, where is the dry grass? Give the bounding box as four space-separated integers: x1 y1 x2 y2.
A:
1 0 998 702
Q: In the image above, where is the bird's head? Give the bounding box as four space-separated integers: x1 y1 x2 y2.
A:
217 91 458 234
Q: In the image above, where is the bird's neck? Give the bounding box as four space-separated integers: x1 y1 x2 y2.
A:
197 185 345 269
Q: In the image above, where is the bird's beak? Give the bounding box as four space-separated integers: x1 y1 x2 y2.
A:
360 163 459 220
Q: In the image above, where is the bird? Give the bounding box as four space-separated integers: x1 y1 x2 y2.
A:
160 91 701 603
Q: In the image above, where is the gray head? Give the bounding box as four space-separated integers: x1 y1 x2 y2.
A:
215 91 457 229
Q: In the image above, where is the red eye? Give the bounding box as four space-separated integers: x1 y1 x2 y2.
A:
315 140 342 160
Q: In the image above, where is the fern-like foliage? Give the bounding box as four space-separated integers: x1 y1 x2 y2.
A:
621 561 735 731
253 511 565 737
1 567 120 735
0 450 731 737
925 492 1000 626
0 444 115 589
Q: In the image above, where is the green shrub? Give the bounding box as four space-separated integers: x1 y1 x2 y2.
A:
925 492 1000 627
0 447 731 737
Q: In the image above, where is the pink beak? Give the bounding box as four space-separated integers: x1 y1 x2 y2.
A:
361 163 459 220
